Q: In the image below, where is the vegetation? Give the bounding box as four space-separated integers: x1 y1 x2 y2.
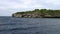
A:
13 9 60 18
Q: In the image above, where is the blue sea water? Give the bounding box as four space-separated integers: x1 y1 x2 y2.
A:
0 16 60 34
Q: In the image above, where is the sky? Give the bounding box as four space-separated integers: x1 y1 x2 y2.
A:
0 0 60 16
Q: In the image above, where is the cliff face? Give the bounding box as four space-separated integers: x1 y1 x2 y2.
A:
12 9 60 18
12 13 41 18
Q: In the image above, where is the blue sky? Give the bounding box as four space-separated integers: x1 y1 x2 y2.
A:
0 0 60 16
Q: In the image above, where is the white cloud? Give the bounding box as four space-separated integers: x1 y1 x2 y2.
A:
0 0 60 16
45 0 60 5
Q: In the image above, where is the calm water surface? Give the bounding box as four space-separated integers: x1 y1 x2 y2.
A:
0 16 60 34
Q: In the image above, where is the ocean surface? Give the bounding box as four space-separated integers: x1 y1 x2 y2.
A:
0 16 60 34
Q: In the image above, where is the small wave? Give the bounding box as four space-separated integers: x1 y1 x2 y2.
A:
0 24 16 26
0 23 25 26
12 27 37 30
0 27 38 32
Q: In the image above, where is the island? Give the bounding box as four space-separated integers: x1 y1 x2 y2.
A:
12 9 60 18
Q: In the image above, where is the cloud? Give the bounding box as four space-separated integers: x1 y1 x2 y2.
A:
0 0 60 16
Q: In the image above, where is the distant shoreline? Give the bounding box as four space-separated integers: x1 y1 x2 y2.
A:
12 9 60 18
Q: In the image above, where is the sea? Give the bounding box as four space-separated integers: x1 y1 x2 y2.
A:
0 16 60 34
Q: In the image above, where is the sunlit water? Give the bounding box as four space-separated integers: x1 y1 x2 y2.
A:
0 16 60 34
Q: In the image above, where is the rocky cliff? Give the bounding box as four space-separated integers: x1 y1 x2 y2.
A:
12 9 60 18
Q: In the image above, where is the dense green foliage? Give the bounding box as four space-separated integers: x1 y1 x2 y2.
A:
15 9 60 17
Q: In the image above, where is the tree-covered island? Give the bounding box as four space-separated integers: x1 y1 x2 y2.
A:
12 9 60 18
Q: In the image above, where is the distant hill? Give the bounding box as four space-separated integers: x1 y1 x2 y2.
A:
12 9 60 18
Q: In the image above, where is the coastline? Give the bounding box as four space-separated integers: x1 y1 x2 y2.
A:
12 9 60 18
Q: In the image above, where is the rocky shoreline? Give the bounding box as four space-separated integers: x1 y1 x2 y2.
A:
12 9 60 18
12 13 58 18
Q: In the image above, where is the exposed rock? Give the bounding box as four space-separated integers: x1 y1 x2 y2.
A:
12 9 60 18
12 13 42 18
